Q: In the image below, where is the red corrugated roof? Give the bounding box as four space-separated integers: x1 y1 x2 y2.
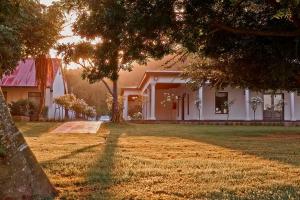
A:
0 58 61 87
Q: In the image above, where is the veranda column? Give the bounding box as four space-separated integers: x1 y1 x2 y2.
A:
123 95 128 120
146 89 151 119
245 89 251 121
290 92 296 121
150 82 156 120
198 86 204 120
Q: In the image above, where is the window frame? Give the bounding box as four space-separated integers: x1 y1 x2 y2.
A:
215 91 228 114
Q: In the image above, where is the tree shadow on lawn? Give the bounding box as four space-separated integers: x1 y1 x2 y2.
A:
17 122 61 137
123 123 300 167
85 124 123 199
82 123 300 199
40 143 103 166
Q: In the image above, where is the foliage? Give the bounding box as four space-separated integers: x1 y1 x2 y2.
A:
128 96 143 118
61 0 300 91
131 112 143 120
160 93 177 108
174 0 300 91
54 94 96 119
71 98 88 118
250 96 264 120
54 94 77 110
0 0 63 75
84 106 97 119
9 99 38 116
58 0 179 122
64 68 109 114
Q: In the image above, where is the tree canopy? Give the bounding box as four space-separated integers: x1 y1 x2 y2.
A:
0 0 63 75
59 0 179 121
179 0 300 91
62 0 300 92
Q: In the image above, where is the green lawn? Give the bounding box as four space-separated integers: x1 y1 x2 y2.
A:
18 122 300 199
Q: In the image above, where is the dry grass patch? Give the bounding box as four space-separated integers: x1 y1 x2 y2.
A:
18 122 300 199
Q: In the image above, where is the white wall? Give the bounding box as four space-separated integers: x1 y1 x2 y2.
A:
202 86 246 120
47 68 66 119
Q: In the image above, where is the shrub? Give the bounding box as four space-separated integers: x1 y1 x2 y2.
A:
9 99 38 116
84 106 97 119
132 112 143 120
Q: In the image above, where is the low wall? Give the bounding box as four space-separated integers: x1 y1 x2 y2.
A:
130 120 300 126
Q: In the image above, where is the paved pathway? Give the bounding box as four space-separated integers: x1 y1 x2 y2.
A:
51 121 102 134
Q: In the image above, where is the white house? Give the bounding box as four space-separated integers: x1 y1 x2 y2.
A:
121 71 299 121
0 58 67 119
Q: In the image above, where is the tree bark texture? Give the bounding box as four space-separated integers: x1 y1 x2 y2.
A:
0 88 57 199
111 80 120 122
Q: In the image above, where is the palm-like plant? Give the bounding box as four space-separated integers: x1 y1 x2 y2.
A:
249 96 263 120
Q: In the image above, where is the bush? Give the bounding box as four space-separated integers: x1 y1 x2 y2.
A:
132 112 143 120
9 99 38 116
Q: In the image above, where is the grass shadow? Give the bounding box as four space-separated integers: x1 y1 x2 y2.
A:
17 122 61 137
123 123 300 167
41 143 103 166
85 123 124 199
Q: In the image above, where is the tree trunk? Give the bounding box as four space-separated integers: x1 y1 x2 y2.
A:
111 79 120 122
38 89 45 120
0 88 57 199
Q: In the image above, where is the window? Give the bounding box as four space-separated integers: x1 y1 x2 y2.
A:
28 92 41 106
2 91 7 102
215 92 228 114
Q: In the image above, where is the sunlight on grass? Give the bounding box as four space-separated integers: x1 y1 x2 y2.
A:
19 123 300 199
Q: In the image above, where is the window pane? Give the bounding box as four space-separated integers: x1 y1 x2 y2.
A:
263 94 272 111
274 94 283 111
215 92 228 114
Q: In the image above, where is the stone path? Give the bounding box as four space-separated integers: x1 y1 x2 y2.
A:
51 121 102 134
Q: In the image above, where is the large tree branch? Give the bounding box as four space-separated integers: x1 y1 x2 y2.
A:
213 23 300 37
101 79 113 96
74 60 113 96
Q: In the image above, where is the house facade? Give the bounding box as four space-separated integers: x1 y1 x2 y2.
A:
0 58 67 119
121 71 299 121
